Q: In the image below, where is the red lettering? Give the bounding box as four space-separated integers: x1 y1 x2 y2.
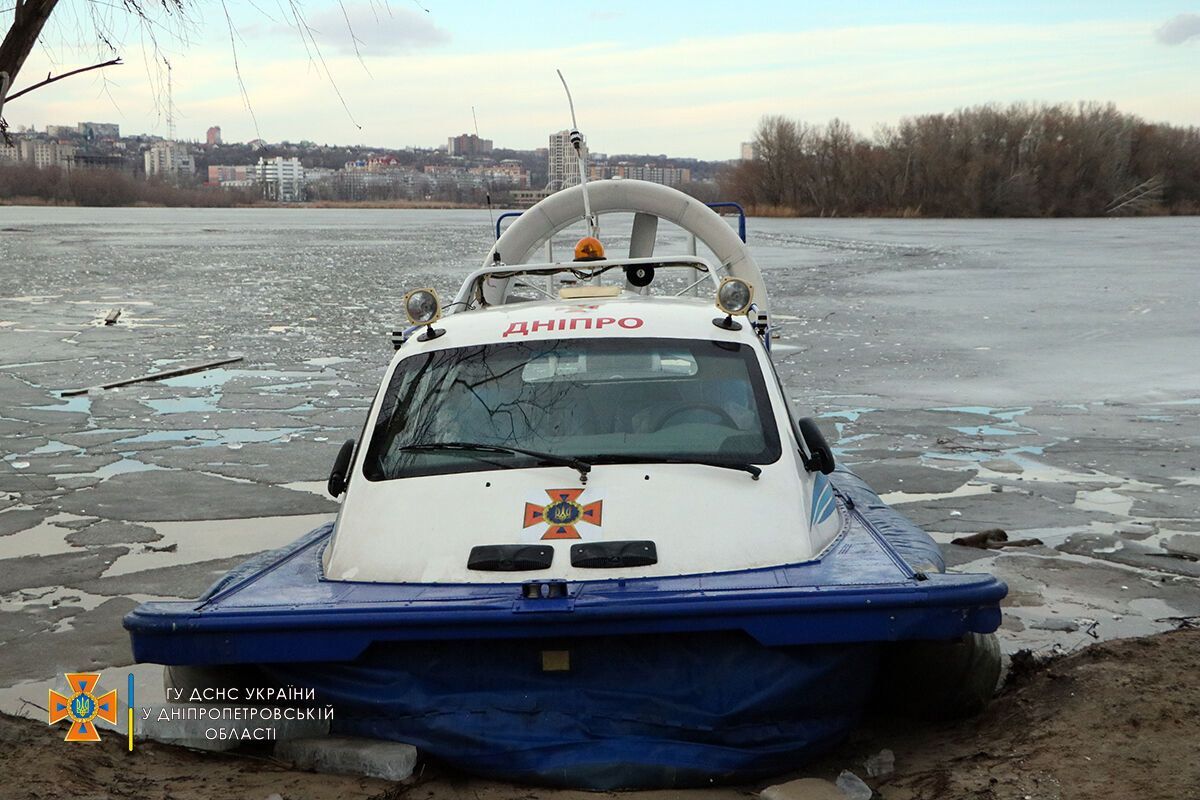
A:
502 322 529 337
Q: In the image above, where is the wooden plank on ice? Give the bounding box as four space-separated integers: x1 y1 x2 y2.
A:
61 355 244 397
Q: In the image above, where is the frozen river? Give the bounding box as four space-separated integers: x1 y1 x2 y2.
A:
0 208 1198 709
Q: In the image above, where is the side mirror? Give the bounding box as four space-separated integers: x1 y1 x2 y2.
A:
327 438 356 497
797 418 835 474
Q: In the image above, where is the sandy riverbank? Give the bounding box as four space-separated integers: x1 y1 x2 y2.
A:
5 628 1197 799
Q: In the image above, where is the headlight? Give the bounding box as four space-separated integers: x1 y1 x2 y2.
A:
404 288 441 325
715 277 753 316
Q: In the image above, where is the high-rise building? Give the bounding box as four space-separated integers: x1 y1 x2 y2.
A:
740 141 759 161
207 165 251 184
548 130 586 189
18 139 76 170
144 141 195 177
73 153 128 171
254 156 305 202
207 126 223 146
77 122 120 139
604 162 692 187
446 133 492 157
469 159 530 188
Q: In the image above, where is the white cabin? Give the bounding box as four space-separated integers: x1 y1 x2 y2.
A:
323 180 841 584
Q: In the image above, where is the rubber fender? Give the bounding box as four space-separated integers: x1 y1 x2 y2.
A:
876 632 1002 719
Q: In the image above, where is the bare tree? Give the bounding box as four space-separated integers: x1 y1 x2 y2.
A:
0 1 59 87
720 103 1200 217
1 1 187 139
1 1 363 141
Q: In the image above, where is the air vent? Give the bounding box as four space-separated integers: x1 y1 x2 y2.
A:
570 540 657 568
468 544 553 571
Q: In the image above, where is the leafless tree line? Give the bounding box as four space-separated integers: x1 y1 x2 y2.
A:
721 103 1200 217
0 163 257 206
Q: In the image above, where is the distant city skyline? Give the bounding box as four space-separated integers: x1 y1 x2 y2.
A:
4 2 1199 161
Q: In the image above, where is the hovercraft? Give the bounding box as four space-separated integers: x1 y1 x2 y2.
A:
125 179 1006 789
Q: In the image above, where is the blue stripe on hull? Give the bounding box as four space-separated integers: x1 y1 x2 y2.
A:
810 472 835 525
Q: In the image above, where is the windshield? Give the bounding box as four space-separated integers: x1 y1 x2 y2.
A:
364 337 781 480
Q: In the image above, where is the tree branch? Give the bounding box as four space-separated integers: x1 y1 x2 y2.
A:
0 0 59 87
4 57 122 103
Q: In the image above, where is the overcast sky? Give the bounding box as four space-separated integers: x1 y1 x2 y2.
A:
5 1 1199 160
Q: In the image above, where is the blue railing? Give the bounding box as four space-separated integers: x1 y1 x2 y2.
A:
494 211 524 239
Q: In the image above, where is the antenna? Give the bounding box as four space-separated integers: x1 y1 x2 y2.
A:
473 105 497 240
165 59 175 141
556 69 596 239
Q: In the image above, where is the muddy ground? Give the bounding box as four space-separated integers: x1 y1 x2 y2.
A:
1 210 1198 798
5 629 1198 799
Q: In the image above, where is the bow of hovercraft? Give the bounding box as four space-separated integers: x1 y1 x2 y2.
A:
124 181 1006 789
125 462 1004 787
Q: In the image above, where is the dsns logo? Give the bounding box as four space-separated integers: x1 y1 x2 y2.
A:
49 673 117 742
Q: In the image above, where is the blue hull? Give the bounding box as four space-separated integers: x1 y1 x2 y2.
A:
264 633 881 788
124 469 1005 787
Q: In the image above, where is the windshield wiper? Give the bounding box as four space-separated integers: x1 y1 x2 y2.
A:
400 442 591 483
588 454 762 480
